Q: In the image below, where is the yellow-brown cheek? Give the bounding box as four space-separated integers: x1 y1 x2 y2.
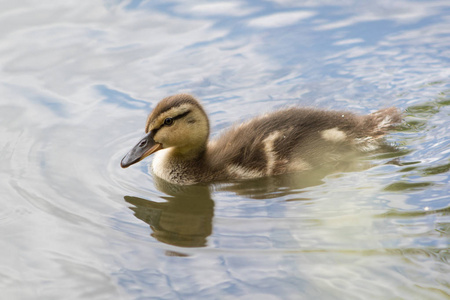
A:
155 127 182 148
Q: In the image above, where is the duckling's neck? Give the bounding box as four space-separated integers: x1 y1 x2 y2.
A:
171 145 207 161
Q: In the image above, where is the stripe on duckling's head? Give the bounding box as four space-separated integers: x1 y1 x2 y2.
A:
145 94 208 133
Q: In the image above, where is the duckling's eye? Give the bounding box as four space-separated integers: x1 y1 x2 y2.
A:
164 118 174 126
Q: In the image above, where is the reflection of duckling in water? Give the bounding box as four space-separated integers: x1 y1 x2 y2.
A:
121 94 401 185
125 181 214 249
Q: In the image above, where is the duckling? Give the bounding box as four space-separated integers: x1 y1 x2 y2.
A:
121 94 401 185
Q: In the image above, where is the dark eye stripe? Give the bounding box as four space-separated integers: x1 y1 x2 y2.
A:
151 110 191 136
172 110 191 121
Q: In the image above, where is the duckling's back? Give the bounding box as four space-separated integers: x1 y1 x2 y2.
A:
206 107 401 181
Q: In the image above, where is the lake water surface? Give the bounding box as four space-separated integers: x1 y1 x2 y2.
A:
1 1 449 299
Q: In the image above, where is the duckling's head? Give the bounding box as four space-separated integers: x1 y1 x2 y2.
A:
121 94 209 168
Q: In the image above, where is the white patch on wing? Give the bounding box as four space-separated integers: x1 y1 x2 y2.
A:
321 127 347 142
263 130 282 175
287 158 312 172
227 164 263 179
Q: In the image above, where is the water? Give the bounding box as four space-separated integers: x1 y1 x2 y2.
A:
1 0 449 299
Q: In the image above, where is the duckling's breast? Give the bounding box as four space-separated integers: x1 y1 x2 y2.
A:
152 148 210 185
151 149 193 184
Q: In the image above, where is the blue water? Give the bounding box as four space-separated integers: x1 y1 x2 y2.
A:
0 1 449 299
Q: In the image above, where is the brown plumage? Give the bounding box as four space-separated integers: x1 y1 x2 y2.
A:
121 94 401 185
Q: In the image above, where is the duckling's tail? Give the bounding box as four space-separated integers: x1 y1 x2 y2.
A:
369 107 402 135
355 107 401 152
